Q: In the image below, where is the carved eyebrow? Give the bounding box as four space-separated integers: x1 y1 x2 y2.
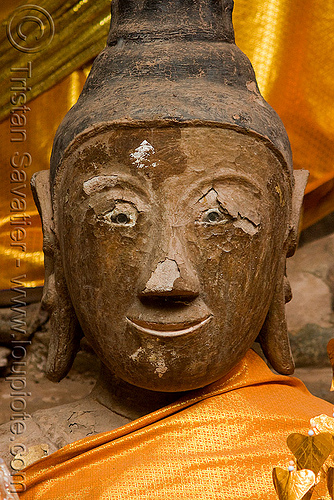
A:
83 175 118 195
82 174 151 206
181 173 262 206
211 173 263 195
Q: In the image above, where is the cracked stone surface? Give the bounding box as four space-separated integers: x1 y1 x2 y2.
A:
0 219 334 423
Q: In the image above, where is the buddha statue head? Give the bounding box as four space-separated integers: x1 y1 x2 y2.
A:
32 0 308 394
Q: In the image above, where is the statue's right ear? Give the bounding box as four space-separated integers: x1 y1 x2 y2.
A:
31 171 82 382
31 170 56 312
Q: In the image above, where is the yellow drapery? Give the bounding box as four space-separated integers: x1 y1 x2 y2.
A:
0 0 333 290
16 351 332 499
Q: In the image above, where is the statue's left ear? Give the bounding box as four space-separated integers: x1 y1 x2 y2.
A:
31 171 82 382
257 169 309 375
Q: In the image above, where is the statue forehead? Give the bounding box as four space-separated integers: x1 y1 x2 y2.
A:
58 126 289 188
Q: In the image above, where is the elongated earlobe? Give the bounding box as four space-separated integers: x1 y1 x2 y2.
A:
31 170 82 382
258 269 295 375
45 265 83 382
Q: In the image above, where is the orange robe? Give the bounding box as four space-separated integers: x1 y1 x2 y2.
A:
17 350 332 499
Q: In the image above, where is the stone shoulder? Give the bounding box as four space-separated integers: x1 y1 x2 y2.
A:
0 397 130 471
0 413 57 472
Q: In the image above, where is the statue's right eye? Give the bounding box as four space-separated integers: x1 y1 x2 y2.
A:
103 201 138 226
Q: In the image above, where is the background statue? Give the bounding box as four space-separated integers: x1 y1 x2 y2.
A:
1 1 332 498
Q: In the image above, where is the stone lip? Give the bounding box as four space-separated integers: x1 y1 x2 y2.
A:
126 315 212 337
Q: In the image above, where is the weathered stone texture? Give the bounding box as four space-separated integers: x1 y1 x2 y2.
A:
287 228 334 368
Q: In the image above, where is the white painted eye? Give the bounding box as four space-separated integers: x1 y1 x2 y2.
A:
104 202 138 226
201 208 228 224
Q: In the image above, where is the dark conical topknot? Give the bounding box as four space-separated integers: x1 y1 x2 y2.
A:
108 0 235 44
50 0 293 183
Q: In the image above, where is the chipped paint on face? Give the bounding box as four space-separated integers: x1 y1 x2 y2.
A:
198 188 260 236
148 352 168 377
143 258 180 293
197 188 218 207
130 140 158 168
129 346 145 361
83 175 118 195
233 218 258 236
59 127 290 393
130 344 168 378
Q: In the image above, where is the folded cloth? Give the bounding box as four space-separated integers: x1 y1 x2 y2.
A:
17 350 332 499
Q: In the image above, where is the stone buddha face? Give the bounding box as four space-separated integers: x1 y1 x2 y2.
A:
47 126 293 392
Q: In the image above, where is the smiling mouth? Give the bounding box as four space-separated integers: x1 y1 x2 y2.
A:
126 315 212 337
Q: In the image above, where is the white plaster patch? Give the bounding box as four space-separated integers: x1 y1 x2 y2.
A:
144 259 180 293
130 140 158 168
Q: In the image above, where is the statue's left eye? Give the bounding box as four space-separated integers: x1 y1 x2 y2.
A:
201 208 227 224
104 202 138 226
114 212 130 224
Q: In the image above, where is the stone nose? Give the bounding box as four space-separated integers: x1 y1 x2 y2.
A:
139 257 199 300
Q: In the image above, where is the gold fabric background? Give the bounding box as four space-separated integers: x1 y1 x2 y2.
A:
0 0 333 290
